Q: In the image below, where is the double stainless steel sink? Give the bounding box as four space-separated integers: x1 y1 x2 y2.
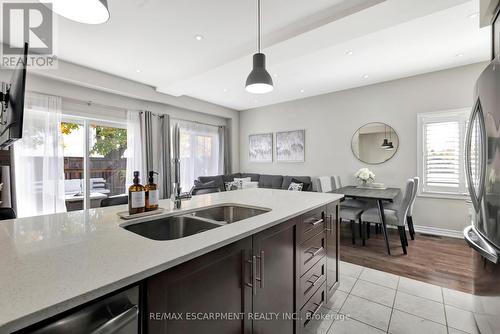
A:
122 205 270 241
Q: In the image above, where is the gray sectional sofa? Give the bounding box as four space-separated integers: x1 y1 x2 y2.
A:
193 173 313 194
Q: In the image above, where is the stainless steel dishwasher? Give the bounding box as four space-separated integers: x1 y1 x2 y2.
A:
27 285 140 334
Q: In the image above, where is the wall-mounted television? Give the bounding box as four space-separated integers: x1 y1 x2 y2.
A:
0 42 28 148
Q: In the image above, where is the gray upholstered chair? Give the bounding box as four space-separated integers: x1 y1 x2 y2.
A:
406 176 419 240
315 176 368 246
339 206 366 246
360 179 415 254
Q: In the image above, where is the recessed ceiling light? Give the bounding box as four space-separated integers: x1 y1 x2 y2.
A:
456 53 464 57
346 50 354 55
363 74 369 79
40 0 110 24
223 88 228 92
194 34 204 41
136 69 141 73
468 12 479 19
273 73 278 78
300 89 305 93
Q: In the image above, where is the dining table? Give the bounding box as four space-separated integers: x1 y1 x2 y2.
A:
331 185 401 255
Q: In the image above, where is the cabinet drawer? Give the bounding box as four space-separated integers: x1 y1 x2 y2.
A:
298 207 326 244
299 230 326 276
300 281 327 331
299 257 326 308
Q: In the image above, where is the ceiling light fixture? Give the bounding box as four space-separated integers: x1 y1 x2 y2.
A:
223 88 228 92
456 53 464 57
363 74 369 79
300 89 305 93
136 69 141 73
245 0 273 94
346 50 354 55
194 34 204 41
381 125 391 148
40 0 110 24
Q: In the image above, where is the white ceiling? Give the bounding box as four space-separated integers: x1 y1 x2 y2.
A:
17 0 493 110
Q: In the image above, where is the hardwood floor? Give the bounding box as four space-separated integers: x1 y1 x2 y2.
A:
339 223 477 293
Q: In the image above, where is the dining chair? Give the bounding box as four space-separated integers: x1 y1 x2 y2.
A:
406 177 419 240
316 176 367 245
360 179 415 255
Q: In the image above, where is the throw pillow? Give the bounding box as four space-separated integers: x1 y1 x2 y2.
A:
291 178 311 191
288 182 303 191
225 181 240 191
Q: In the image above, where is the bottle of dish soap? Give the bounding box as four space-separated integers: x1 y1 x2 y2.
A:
145 171 159 211
128 171 145 215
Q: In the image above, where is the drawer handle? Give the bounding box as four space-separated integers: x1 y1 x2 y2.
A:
256 251 264 289
245 255 257 295
306 246 324 257
309 218 323 227
304 301 324 327
307 274 322 287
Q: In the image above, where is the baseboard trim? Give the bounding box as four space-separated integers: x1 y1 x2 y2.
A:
413 225 463 239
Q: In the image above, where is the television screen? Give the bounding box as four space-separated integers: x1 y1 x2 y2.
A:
0 42 28 148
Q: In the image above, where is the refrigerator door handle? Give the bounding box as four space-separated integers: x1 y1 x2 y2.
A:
465 100 487 212
464 225 498 264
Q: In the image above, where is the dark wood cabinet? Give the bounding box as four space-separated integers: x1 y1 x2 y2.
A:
252 218 297 334
326 202 340 298
144 203 339 334
146 237 253 334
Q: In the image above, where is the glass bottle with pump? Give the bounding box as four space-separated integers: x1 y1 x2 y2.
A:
128 171 145 214
145 171 159 211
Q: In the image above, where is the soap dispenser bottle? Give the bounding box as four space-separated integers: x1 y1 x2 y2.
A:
128 171 145 214
145 171 159 211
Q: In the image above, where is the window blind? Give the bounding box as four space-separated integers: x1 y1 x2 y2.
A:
424 121 460 188
417 109 470 197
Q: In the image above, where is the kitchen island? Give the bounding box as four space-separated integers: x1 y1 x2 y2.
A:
0 188 342 333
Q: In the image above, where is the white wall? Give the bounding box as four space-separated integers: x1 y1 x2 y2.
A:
0 60 240 171
239 62 488 232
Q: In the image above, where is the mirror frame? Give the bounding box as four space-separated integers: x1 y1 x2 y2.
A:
351 122 399 165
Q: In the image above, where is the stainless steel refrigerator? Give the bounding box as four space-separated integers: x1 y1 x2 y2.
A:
463 57 500 334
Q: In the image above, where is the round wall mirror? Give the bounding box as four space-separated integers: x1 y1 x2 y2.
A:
351 122 399 164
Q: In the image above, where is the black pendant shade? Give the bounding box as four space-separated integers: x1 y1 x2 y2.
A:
245 0 273 94
246 53 274 94
381 138 390 148
385 142 394 150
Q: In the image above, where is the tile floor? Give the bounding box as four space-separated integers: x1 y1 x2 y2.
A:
312 261 489 334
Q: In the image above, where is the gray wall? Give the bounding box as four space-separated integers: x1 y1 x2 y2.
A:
240 62 488 232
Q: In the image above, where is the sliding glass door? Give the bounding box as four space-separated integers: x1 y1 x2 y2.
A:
61 117 127 211
176 120 221 191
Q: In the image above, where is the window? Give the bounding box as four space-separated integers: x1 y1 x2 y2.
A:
176 120 221 191
61 117 127 211
417 109 470 198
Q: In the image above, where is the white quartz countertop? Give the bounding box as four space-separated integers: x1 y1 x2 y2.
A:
0 188 342 332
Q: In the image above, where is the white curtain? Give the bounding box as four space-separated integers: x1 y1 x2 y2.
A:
13 92 65 218
176 120 221 191
125 110 146 188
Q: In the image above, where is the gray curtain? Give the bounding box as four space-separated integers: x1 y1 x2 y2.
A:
140 111 171 199
218 125 231 174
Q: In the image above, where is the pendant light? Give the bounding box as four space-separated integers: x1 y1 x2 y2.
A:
385 128 394 150
245 0 273 94
381 125 390 148
40 0 110 24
